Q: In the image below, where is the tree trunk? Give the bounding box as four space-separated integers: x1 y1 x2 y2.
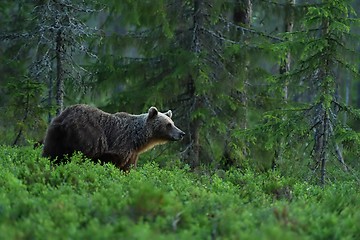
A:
189 99 202 168
186 0 203 168
221 0 252 167
55 29 64 116
233 0 252 26
235 0 252 151
319 109 328 186
234 0 251 131
279 0 295 101
192 0 202 54
344 72 350 123
13 89 30 146
273 0 295 170
48 68 53 123
314 18 331 186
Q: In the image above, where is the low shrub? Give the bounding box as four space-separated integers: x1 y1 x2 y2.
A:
0 146 359 239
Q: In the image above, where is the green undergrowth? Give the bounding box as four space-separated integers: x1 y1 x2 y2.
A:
0 146 359 239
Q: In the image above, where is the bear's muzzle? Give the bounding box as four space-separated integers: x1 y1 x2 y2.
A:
171 128 185 141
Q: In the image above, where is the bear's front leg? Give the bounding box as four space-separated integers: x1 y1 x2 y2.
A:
121 153 139 171
97 151 137 171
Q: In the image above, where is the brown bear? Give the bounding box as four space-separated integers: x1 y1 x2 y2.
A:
42 104 185 170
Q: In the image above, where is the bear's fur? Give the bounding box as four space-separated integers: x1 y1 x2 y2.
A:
42 104 185 170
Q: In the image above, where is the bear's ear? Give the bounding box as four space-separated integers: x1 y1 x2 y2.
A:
148 107 158 119
165 110 172 118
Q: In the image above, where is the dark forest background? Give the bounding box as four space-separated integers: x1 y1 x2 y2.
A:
1 0 360 184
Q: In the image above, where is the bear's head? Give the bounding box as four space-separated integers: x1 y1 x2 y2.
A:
147 106 185 141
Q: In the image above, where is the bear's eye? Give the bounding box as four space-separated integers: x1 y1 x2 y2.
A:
166 123 172 129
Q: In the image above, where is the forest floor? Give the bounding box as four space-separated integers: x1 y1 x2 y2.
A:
0 146 359 239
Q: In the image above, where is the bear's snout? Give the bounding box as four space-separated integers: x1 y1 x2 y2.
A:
178 130 185 139
172 128 185 141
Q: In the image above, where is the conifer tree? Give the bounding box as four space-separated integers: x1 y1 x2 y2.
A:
1 1 98 116
0 1 99 144
257 0 360 184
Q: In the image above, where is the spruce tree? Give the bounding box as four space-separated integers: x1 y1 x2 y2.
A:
0 1 100 144
257 0 360 184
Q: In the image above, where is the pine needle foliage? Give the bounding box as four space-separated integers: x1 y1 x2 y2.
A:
248 0 360 184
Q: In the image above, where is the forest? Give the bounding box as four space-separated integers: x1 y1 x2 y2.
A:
1 0 360 238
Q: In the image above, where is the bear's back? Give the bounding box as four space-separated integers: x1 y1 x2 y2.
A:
43 104 112 161
54 104 109 126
